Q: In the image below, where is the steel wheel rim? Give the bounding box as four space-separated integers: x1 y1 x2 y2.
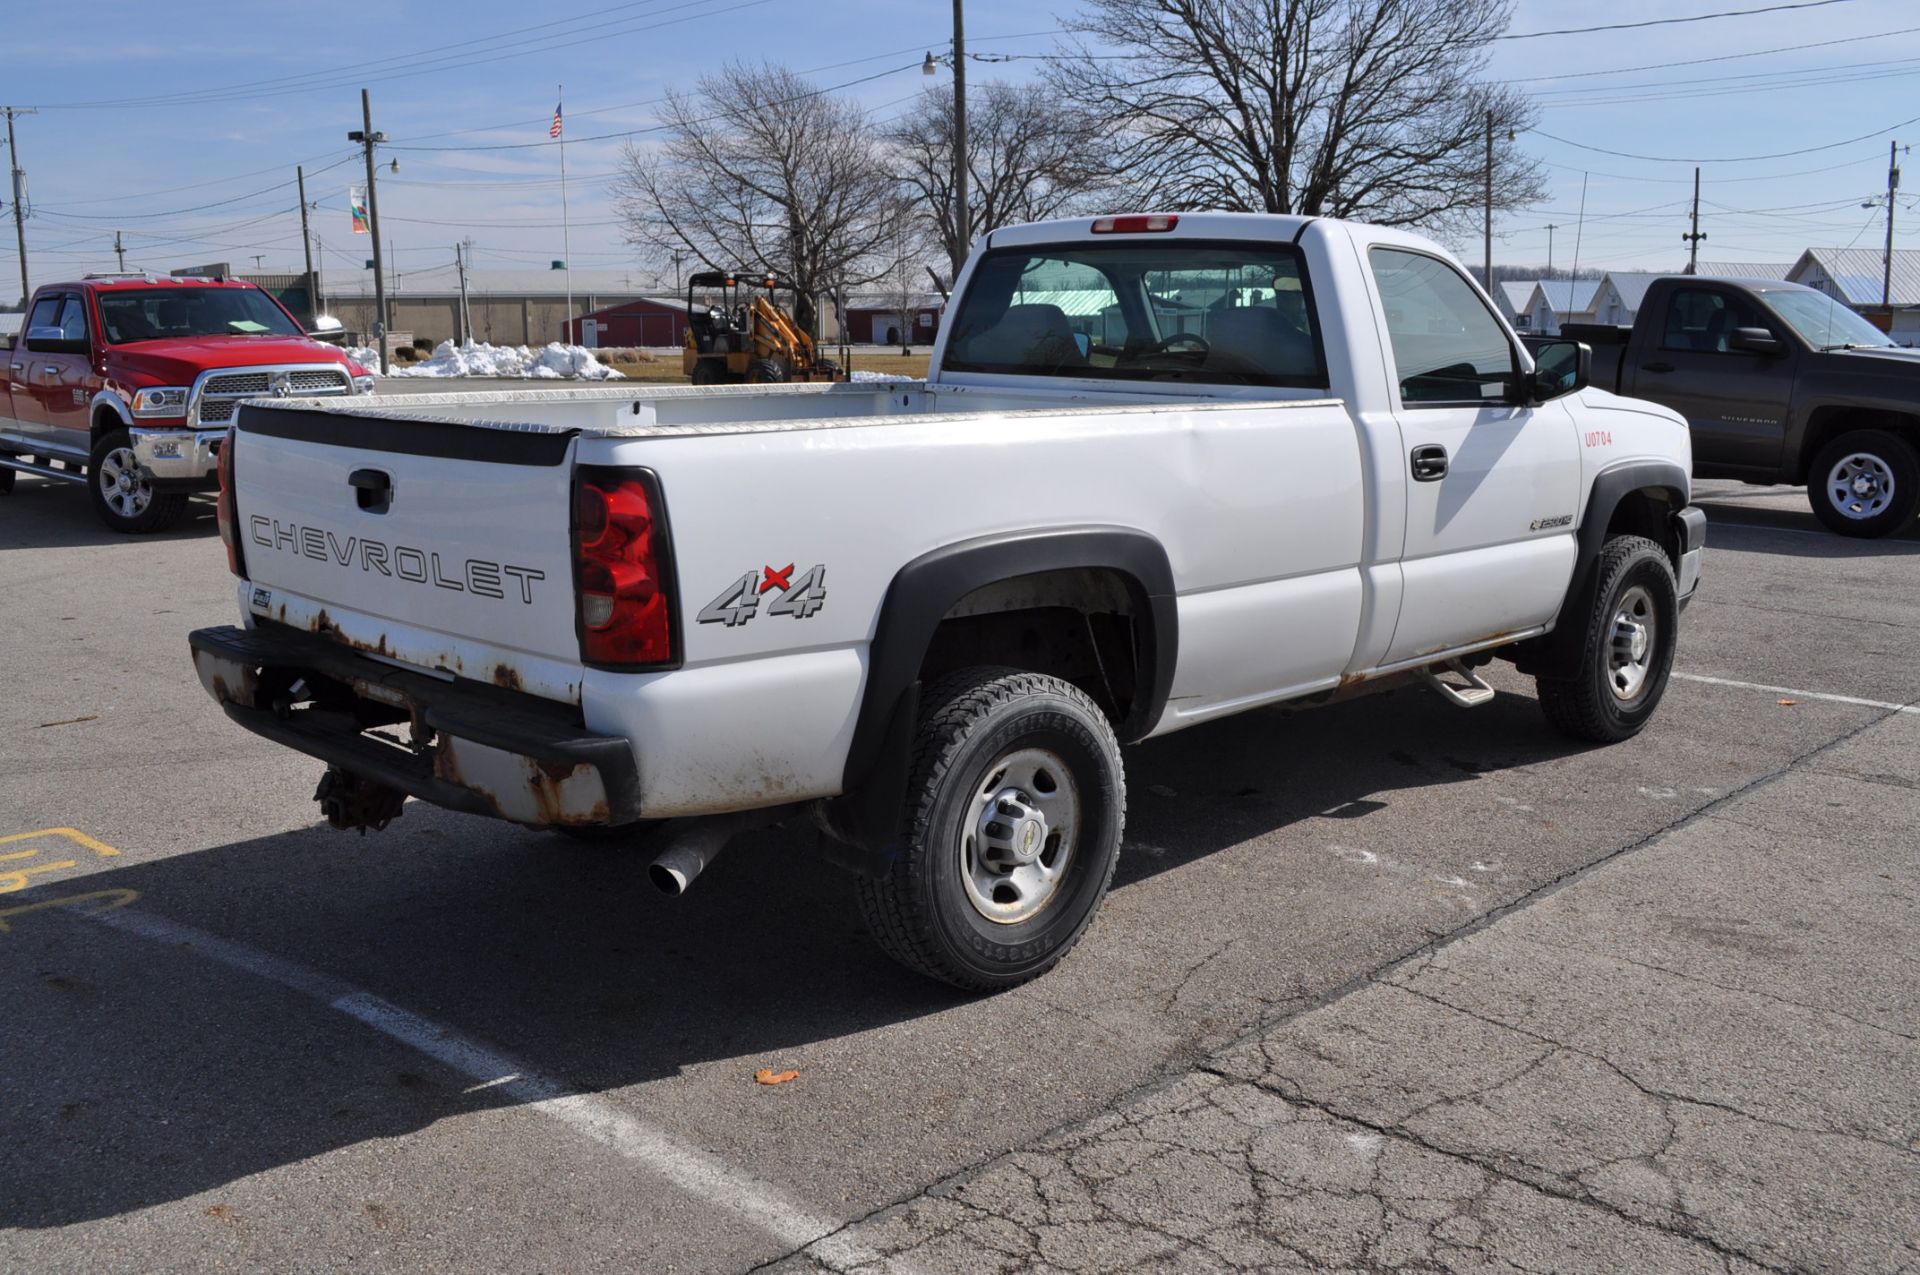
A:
960 746 1079 925
1608 583 1657 702
97 447 152 518
1827 452 1896 521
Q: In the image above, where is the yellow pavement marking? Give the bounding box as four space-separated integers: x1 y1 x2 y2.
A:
0 827 122 857
0 889 141 933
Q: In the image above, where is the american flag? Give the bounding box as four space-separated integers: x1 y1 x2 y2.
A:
550 102 563 139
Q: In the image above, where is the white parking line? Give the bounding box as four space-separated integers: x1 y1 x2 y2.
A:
1671 672 1920 714
91 906 894 1272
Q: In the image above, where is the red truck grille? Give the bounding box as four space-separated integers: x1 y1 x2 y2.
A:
197 366 351 425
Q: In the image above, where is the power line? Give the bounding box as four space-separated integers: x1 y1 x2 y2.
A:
1497 0 1866 42
386 61 925 153
1531 112 1920 163
28 0 707 110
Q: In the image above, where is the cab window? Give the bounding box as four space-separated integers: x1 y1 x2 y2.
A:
1661 288 1769 354
1367 249 1517 405
57 296 89 342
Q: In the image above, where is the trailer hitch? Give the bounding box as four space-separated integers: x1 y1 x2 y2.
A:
315 766 408 834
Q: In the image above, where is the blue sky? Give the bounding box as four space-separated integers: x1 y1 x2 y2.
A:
3 0 1918 294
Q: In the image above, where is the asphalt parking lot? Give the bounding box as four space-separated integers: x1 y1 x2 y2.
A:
2 464 1915 1274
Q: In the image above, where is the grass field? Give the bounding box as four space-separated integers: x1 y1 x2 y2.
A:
599 351 932 382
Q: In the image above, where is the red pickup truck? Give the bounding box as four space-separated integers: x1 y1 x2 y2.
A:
1 274 373 532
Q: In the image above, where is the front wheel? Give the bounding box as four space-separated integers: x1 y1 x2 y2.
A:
856 668 1125 992
1536 535 1678 744
88 430 187 534
1808 429 1918 538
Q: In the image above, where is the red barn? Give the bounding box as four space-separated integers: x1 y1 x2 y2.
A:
566 297 689 348
844 302 944 345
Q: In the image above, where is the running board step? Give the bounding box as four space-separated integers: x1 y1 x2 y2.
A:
1417 660 1496 708
0 453 88 485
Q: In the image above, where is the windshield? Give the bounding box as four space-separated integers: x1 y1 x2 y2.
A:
1765 288 1895 350
96 287 304 344
941 241 1325 388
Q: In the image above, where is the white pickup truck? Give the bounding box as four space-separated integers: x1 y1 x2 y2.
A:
189 212 1704 990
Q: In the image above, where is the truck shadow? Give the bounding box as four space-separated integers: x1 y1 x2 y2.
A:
0 683 1587 1229
0 475 217 550
1694 495 1920 553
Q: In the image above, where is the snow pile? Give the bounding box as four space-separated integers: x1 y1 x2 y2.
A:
353 341 626 380
850 369 917 383
344 345 380 372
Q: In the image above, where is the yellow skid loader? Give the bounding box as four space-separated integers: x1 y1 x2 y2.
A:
682 271 845 384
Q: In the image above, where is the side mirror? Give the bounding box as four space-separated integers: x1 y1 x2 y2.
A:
1728 326 1783 356
1529 339 1590 403
24 325 87 356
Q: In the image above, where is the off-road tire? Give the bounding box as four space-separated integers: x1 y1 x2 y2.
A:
1536 534 1678 744
1807 428 1918 538
855 667 1125 992
745 357 789 384
88 429 188 534
690 359 723 386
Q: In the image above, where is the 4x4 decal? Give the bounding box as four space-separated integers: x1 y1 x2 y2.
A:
698 563 827 627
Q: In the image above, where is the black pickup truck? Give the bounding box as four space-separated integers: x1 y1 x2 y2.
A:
1527 277 1920 537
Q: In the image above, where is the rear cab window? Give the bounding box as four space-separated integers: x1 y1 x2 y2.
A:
940 240 1327 389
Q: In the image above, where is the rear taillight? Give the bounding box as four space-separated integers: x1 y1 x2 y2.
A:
1091 214 1179 234
215 427 245 577
573 466 677 668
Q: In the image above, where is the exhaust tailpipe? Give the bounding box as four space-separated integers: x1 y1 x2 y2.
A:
647 806 798 897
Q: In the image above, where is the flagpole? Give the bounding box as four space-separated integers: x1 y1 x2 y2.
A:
558 83 574 344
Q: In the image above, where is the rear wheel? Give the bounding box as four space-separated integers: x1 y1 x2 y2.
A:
88 429 187 534
1536 534 1678 744
1808 429 1918 538
690 358 723 386
746 356 789 384
856 667 1125 992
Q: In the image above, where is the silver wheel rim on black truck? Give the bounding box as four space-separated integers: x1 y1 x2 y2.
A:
960 746 1079 924
1826 451 1897 521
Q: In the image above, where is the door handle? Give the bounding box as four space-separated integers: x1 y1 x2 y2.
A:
1410 444 1449 482
1640 361 1675 374
43 366 62 375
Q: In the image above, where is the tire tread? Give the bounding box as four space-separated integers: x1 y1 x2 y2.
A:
855 667 1123 991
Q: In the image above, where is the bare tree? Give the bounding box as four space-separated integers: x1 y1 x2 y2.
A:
890 81 1118 278
1049 0 1543 230
613 62 903 335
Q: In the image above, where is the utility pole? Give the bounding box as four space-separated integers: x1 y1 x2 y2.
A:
952 0 969 262
1883 139 1902 309
348 89 390 372
114 231 126 272
1483 109 1494 290
4 106 37 307
297 164 319 324
1544 224 1557 279
1683 167 1706 274
454 241 471 345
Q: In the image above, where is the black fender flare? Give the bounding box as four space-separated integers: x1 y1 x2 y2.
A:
825 524 1177 868
1518 459 1690 677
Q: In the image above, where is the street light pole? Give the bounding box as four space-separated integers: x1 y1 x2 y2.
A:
349 89 390 373
1483 109 1493 290
952 0 969 263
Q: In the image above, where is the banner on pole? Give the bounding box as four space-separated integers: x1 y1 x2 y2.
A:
349 187 369 235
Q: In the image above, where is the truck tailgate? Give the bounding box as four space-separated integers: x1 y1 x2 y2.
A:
231 406 585 702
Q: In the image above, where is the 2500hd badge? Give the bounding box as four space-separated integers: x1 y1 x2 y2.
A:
246 515 547 602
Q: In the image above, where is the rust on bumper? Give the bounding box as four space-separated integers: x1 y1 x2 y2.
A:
187 623 640 829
